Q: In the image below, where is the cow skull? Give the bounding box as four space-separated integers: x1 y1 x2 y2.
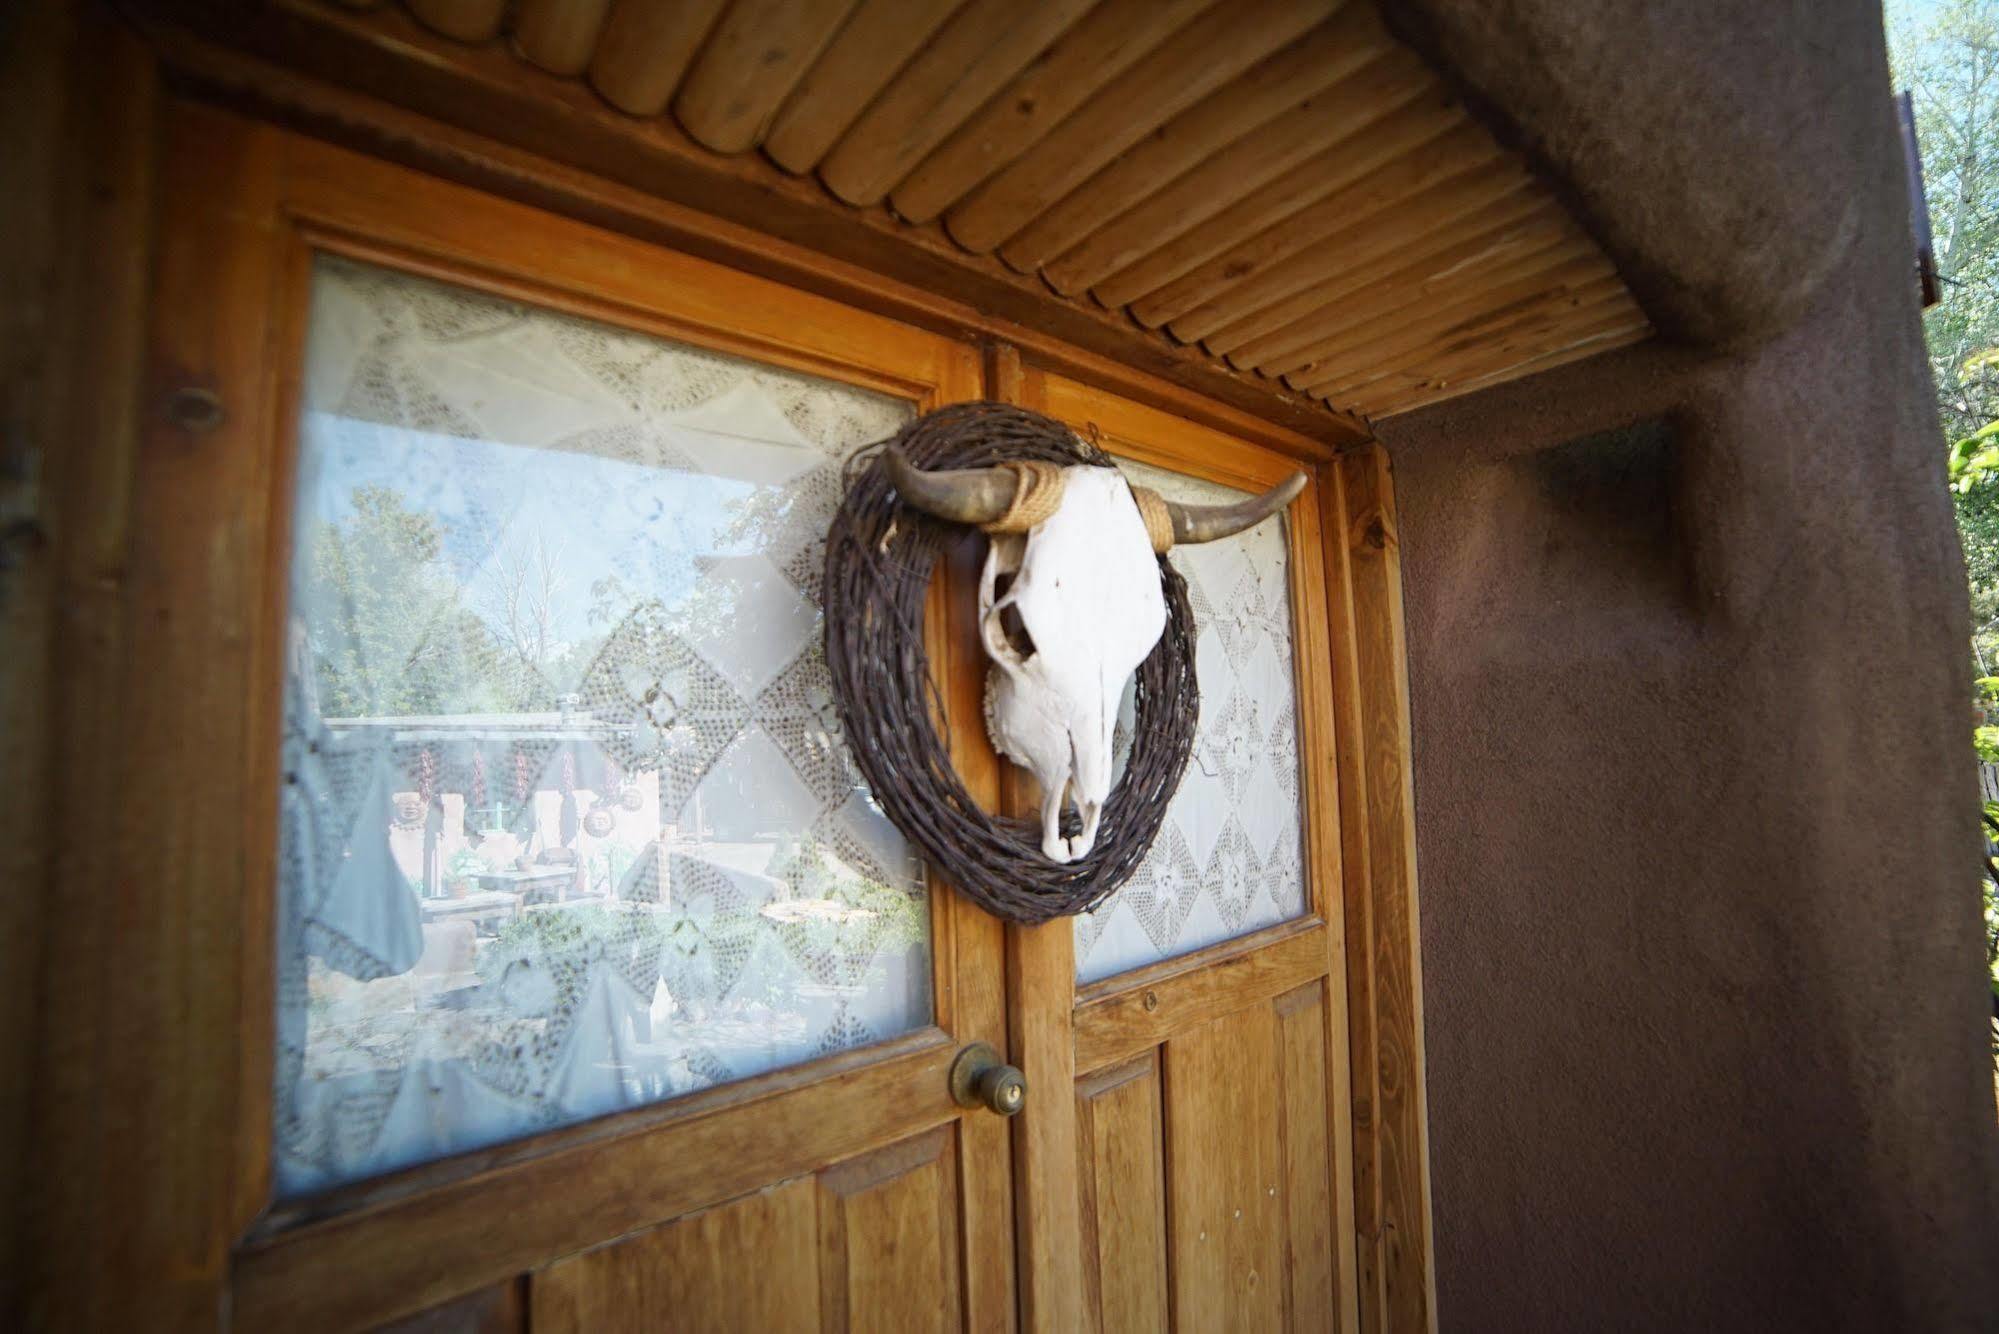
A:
886 446 1304 864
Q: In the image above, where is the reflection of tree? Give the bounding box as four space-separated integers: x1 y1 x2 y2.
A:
482 531 568 673
305 486 588 715
306 485 503 716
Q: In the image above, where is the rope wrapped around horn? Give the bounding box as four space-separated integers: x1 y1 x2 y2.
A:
886 444 1305 555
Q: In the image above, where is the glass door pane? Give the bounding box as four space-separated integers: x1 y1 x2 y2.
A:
274 257 928 1195
1075 459 1310 983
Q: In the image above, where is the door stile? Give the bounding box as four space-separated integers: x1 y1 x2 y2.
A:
1331 447 1436 1334
988 340 1092 1334
934 348 1018 1334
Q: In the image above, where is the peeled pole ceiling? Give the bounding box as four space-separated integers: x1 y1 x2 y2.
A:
281 0 1654 421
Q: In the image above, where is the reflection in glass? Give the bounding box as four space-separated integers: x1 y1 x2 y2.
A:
274 258 926 1195
1074 459 1310 983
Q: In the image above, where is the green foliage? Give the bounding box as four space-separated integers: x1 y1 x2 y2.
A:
304 485 506 717
1890 0 1999 1056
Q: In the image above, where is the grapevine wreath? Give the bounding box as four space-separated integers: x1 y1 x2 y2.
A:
822 401 1199 925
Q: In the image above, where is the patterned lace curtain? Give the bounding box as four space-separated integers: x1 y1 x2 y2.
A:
1075 459 1309 983
274 258 927 1195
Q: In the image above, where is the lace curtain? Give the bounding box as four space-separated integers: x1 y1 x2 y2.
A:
1075 459 1310 983
274 258 927 1195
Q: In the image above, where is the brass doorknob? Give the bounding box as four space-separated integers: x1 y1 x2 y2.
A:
949 1042 1026 1116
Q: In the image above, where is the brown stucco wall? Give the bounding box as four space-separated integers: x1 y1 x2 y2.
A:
1379 1 1999 1329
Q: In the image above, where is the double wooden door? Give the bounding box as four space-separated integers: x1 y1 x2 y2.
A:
114 105 1359 1333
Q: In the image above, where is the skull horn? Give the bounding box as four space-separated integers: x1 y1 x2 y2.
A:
883 446 1016 526
1166 472 1308 545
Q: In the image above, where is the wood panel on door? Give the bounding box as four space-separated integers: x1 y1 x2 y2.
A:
1011 370 1362 1334
130 103 1014 1334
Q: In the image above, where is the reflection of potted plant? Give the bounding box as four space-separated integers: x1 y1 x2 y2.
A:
447 849 484 899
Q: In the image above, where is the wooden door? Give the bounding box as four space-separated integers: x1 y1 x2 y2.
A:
72 96 1385 1334
1005 368 1361 1334
124 105 1018 1333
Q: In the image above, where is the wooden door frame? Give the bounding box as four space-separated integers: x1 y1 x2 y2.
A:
998 361 1435 1334
22 19 1436 1332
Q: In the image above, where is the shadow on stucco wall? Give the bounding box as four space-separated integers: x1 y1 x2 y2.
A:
1378 1 1999 1328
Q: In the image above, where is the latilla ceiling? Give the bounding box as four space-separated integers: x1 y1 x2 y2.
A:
257 0 1654 420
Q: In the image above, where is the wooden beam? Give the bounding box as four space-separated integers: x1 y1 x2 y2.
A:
1148 144 1519 336
1041 53 1444 298
587 0 727 117
997 5 1400 276
941 0 1339 254
1184 190 1559 380
673 0 859 155
762 0 962 174
1211 216 1578 368
887 0 1211 225
1087 92 1461 311
132 2 1367 447
1268 248 1613 385
814 0 1097 206
511 0 612 77
407 0 505 43
1355 308 1650 418
1311 282 1631 401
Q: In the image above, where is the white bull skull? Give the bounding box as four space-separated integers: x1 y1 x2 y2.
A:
887 446 1304 864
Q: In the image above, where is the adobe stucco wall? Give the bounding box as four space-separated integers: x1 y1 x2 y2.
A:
1379 1 1999 1329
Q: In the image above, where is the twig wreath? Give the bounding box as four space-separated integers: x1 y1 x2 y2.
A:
823 401 1198 925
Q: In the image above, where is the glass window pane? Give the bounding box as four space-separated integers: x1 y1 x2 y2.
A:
273 257 927 1195
1074 459 1309 983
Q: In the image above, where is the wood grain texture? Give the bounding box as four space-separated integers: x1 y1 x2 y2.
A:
510 0 612 76
939 345 1018 1334
1141 129 1511 335
1275 983 1338 1331
383 1279 527 1333
1311 282 1630 401
1168 185 1558 353
1335 447 1435 1333
588 0 728 116
1 2 75 1314
533 1180 812 1332
762 0 962 174
1163 1005 1288 1331
1075 1055 1171 1334
1357 308 1650 418
674 0 859 154
943 0 1339 254
997 4 1398 275
817 1127 963 1333
815 0 1097 206
1280 251 1615 388
147 0 1649 441
1086 91 1460 311
13 10 160 1329
1074 921 1331 1075
1005 918 1088 1334
1246 196 1565 386
32 99 286 1332
888 0 1210 225
1038 51 1439 297
407 0 505 42
1224 222 1583 372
